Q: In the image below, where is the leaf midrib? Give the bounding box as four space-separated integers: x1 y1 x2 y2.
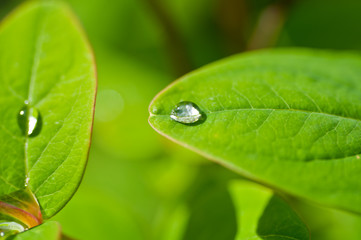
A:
24 7 47 186
152 107 361 122
151 107 361 161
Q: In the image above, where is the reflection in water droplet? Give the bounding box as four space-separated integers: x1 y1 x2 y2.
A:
24 177 30 187
170 101 205 125
17 103 42 137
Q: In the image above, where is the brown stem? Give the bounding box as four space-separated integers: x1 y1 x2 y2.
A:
217 0 249 54
144 0 192 76
61 234 78 240
247 0 297 50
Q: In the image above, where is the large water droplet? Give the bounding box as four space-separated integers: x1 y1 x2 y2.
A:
170 101 205 125
0 188 42 239
0 222 25 239
17 103 42 137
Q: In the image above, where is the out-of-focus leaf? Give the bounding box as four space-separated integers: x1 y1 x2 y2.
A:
160 205 189 240
0 1 96 218
13 221 61 240
230 180 309 240
289 198 361 240
53 47 202 239
149 48 361 213
182 165 238 240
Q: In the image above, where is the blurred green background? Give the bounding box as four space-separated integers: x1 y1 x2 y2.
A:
3 0 361 239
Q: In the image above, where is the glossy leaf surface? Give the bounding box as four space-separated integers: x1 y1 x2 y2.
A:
149 49 361 213
0 1 96 218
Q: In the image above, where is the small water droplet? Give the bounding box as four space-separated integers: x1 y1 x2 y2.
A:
24 177 30 187
170 101 205 125
17 103 42 137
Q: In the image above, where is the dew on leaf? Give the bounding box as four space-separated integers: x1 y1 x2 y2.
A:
170 101 205 125
0 188 42 238
0 221 25 239
17 103 42 137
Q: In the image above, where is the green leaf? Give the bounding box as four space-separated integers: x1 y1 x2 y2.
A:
149 48 361 213
289 197 361 240
182 165 238 240
0 1 96 218
13 221 61 240
53 48 201 240
230 180 309 240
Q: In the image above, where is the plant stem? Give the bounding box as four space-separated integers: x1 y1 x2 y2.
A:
216 0 249 54
144 0 192 77
247 0 297 50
